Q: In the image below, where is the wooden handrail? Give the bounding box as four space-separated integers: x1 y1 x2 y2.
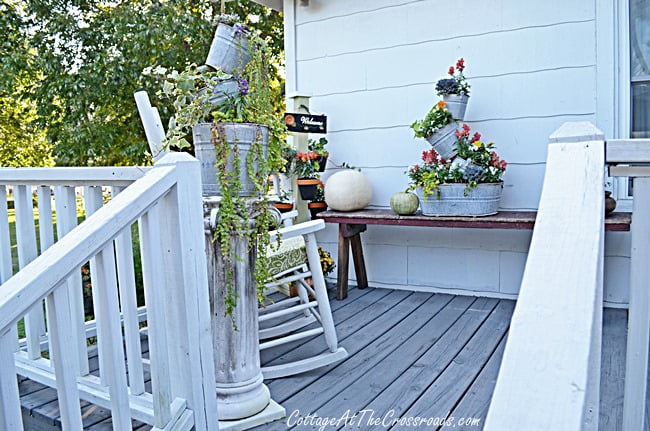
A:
485 122 605 430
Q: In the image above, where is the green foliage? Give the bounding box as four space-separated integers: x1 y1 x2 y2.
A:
0 96 54 167
411 101 454 139
1 0 284 166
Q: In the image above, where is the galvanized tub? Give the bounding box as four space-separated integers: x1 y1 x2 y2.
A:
443 94 469 121
205 24 251 74
193 122 269 197
425 122 459 160
415 183 503 216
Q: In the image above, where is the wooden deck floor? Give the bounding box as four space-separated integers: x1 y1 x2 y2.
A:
17 286 640 430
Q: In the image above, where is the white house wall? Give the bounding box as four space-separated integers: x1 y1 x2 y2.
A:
289 0 629 305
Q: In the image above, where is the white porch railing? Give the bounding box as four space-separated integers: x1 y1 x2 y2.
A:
485 122 606 430
486 122 650 430
0 153 217 430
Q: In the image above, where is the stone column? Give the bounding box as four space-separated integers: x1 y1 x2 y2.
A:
203 198 270 420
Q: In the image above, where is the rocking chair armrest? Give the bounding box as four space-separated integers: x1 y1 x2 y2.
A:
269 219 325 242
280 210 299 226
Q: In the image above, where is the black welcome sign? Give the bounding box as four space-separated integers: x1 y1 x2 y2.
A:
284 112 327 133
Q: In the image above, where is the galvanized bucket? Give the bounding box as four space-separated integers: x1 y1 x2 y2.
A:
416 183 502 216
425 122 459 160
199 78 239 106
192 122 269 197
443 94 469 121
205 24 251 74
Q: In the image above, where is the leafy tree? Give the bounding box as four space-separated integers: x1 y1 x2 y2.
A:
1 0 283 166
0 0 53 167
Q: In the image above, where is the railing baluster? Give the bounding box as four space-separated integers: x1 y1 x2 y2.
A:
112 186 145 396
94 245 132 430
14 185 44 359
46 283 84 430
139 204 172 427
37 186 55 355
54 185 88 376
83 186 107 385
622 177 650 431
0 186 18 350
0 330 24 431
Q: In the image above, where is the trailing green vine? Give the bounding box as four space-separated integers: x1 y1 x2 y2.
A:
149 21 285 318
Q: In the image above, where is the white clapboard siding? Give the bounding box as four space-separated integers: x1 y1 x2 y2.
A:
308 67 595 133
295 0 593 55
0 330 23 430
54 185 88 376
112 186 146 396
298 22 594 96
485 122 605 430
14 185 45 360
139 204 172 427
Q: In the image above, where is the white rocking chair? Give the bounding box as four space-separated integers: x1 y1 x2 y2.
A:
134 91 348 380
260 219 348 379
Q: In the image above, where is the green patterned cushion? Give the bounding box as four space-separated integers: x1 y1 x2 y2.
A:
266 236 307 275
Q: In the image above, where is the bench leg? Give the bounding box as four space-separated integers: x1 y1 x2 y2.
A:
337 224 350 300
350 234 368 289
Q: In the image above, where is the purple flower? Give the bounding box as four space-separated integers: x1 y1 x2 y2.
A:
234 23 246 36
238 77 249 96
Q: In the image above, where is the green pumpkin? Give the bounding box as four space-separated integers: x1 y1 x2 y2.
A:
390 192 419 215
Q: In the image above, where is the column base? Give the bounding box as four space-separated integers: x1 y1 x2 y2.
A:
218 399 286 431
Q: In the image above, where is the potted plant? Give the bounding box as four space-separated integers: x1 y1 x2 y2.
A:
294 151 321 200
154 25 285 316
435 58 471 121
407 124 507 216
308 137 329 172
272 190 294 213
307 180 327 219
411 101 458 160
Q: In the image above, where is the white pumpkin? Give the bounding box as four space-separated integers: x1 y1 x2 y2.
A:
325 170 372 211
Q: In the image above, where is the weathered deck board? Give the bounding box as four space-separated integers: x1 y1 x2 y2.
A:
266 290 430 402
313 295 474 422
446 335 508 430
599 308 627 431
16 287 645 430
400 300 513 423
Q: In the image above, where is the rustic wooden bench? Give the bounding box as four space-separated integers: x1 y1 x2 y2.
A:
318 209 632 300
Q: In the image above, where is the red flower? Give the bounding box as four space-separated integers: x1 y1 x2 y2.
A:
500 160 508 169
448 66 455 76
456 58 465 72
470 132 481 143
